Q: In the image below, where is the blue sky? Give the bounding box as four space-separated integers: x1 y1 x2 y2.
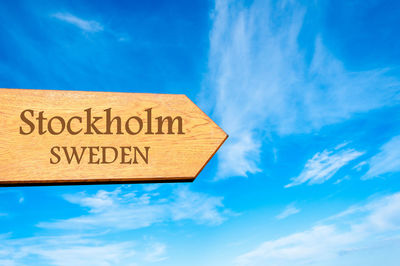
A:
1 0 400 265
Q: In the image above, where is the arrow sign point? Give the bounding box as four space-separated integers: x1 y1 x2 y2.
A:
0 89 227 186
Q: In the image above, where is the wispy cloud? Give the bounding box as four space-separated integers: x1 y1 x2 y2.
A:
0 185 232 265
353 161 367 171
143 242 168 263
0 234 165 266
0 186 231 264
363 135 400 179
52 12 104 32
236 192 400 265
285 144 364 188
38 185 231 231
276 203 300 220
333 175 350 185
203 0 400 179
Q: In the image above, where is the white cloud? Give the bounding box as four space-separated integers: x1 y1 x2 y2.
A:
203 0 400 179
0 185 231 265
333 175 350 185
38 185 230 231
0 234 165 266
52 13 103 32
353 161 367 171
142 184 162 192
363 135 400 179
285 145 364 188
276 203 300 220
236 192 400 266
0 185 230 264
143 242 168 263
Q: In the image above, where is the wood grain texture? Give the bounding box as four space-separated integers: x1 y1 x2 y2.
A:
0 88 227 186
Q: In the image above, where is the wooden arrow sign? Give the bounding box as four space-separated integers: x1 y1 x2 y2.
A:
0 89 227 186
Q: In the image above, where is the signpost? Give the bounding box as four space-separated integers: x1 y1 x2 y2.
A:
0 89 227 186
